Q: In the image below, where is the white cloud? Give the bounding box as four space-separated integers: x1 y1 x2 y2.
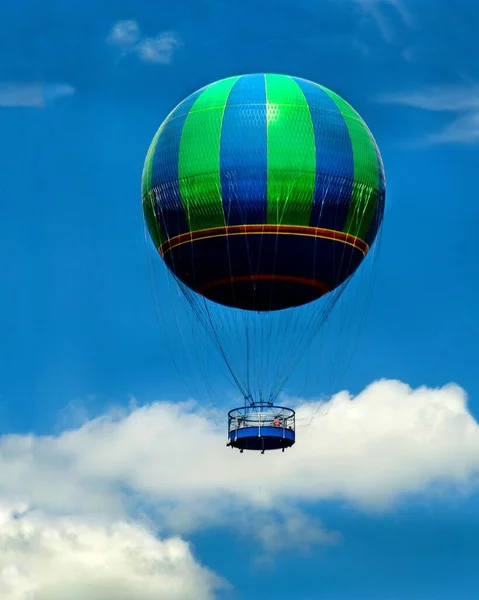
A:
427 111 479 144
378 84 479 112
108 20 181 65
136 32 182 64
0 380 478 521
107 20 141 46
0 505 222 600
253 509 342 561
351 0 412 42
0 83 75 108
0 379 476 593
377 83 479 144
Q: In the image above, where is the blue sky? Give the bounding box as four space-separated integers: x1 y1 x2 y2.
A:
0 0 478 598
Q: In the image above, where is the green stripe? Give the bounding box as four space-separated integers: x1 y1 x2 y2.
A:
265 74 316 226
178 76 240 232
321 87 379 240
142 123 166 247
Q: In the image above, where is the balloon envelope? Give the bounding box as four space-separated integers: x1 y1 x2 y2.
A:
142 73 385 312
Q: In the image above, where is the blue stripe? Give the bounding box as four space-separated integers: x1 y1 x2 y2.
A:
150 88 205 239
293 78 354 231
220 74 268 226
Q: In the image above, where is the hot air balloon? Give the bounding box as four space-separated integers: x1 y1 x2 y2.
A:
142 73 385 453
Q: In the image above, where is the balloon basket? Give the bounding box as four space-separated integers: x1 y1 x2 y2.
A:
226 404 295 454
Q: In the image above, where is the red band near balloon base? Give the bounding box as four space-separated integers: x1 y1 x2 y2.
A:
198 273 331 296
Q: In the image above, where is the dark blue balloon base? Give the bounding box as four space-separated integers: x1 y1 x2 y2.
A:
161 226 367 311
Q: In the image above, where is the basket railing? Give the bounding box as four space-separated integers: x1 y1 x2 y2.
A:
228 405 295 433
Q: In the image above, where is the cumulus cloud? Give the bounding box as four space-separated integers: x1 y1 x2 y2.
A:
0 505 221 600
1 380 478 520
0 379 477 593
0 83 75 108
107 20 181 64
377 83 479 144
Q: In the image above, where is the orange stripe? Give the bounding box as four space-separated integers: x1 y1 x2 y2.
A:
159 224 369 257
198 274 330 295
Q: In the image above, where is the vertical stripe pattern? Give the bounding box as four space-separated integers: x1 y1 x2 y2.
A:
265 74 316 226
292 77 355 231
142 73 385 244
320 86 380 240
142 122 166 247
148 88 206 239
220 74 268 225
178 76 239 232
